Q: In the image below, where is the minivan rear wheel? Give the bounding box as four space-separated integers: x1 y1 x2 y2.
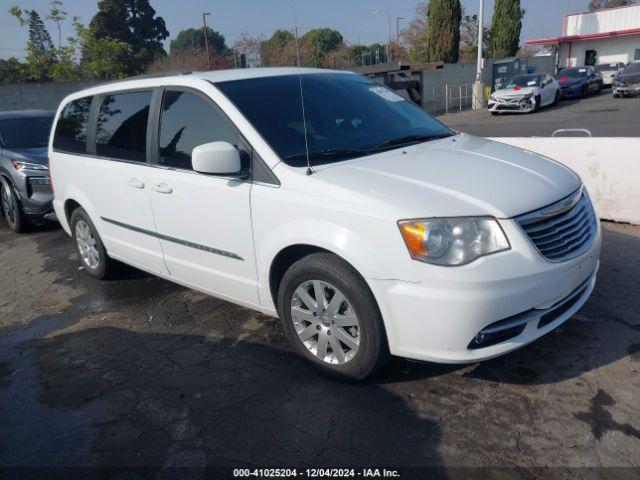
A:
70 208 116 280
277 253 389 381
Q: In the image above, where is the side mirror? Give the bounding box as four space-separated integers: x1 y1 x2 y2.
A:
192 141 243 176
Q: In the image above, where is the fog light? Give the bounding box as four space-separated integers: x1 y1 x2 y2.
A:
28 176 51 186
474 333 485 345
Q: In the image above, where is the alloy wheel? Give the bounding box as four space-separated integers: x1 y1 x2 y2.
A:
75 219 100 270
290 280 360 365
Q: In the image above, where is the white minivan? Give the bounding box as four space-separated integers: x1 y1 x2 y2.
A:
49 68 601 380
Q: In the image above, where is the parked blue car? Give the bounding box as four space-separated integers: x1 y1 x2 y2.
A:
556 66 603 99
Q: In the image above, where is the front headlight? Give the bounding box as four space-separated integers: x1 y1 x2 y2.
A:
11 160 48 171
398 217 510 266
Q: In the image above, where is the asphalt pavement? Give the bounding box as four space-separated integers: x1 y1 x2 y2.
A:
0 220 639 476
439 89 640 138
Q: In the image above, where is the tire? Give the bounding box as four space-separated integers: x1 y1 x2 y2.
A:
553 90 560 106
613 93 620 98
581 85 588 98
70 208 116 280
277 252 389 381
1 182 28 233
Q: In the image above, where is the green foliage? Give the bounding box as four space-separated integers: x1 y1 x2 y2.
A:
47 0 68 48
588 0 634 10
408 31 431 63
425 0 462 63
72 19 131 80
490 0 525 58
88 0 169 75
459 14 491 62
49 45 80 82
10 6 58 81
0 58 29 84
170 27 227 55
300 28 344 67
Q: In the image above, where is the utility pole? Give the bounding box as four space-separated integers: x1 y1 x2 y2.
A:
202 12 211 70
396 17 404 45
472 0 484 109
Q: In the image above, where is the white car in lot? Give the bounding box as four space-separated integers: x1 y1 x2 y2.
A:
595 62 625 86
488 73 561 114
49 69 601 380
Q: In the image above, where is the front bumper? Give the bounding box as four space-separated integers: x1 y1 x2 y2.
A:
488 95 536 113
559 84 583 98
613 84 640 96
369 218 601 363
7 167 54 218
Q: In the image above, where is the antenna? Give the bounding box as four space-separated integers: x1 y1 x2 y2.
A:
290 0 313 175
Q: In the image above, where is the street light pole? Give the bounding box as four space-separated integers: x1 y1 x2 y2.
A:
373 10 392 63
396 17 404 45
473 0 484 109
202 12 211 70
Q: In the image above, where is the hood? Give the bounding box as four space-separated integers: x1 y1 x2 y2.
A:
492 86 538 99
618 72 640 84
558 76 585 87
1 147 48 166
315 134 581 219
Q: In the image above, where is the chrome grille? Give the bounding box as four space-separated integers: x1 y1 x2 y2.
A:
516 187 597 262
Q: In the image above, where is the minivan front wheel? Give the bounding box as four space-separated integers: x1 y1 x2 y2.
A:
70 208 115 280
277 253 388 380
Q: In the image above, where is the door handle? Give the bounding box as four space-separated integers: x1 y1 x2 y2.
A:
128 178 145 189
152 183 173 194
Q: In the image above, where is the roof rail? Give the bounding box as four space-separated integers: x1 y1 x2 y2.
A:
96 70 193 87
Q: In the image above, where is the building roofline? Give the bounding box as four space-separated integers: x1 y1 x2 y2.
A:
564 3 640 19
525 26 640 46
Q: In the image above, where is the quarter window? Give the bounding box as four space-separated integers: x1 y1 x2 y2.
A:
96 91 152 162
53 97 91 154
158 90 238 170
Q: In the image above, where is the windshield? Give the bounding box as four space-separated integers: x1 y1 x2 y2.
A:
559 68 588 78
0 116 53 149
504 75 543 88
623 63 640 74
595 64 617 72
216 73 453 166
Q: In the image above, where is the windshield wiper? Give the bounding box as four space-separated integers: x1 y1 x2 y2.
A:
284 147 368 163
368 133 451 152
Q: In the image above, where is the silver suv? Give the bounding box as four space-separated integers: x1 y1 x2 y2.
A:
0 110 56 232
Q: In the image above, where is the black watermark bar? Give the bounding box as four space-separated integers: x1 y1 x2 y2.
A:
1 467 639 480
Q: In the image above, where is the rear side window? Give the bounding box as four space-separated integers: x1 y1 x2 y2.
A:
158 90 238 170
53 97 91 154
96 91 151 163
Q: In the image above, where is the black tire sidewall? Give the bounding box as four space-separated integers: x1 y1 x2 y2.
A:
277 253 388 381
1 183 26 233
70 208 110 280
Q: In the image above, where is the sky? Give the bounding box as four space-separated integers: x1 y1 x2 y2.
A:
0 0 594 60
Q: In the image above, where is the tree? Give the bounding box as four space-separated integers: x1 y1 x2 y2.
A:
0 58 29 84
260 29 298 66
588 0 634 10
490 0 525 58
170 27 227 55
459 13 491 63
425 0 462 62
72 18 131 80
301 28 344 67
88 0 169 75
47 0 67 48
10 6 58 81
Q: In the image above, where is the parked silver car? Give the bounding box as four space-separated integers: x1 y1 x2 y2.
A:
0 110 56 232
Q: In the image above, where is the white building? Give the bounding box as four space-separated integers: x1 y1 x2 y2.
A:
525 5 640 67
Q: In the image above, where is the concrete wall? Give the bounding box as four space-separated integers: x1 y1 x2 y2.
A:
420 63 478 115
489 137 640 225
0 81 97 112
